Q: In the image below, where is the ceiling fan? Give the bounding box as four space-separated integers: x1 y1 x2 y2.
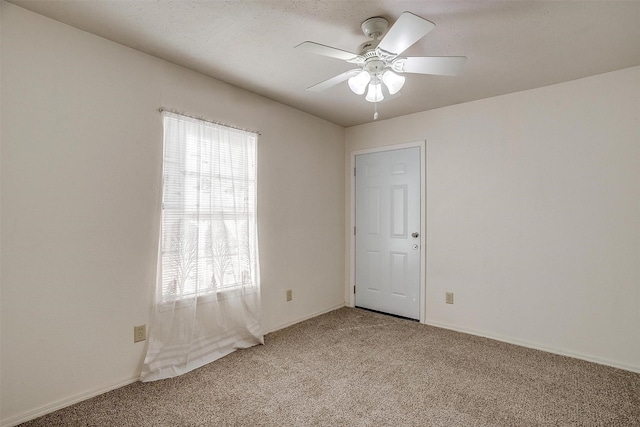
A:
295 12 466 119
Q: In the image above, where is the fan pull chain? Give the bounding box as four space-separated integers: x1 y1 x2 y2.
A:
374 100 379 121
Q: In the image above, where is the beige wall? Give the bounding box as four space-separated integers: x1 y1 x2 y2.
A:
0 3 344 424
346 66 640 373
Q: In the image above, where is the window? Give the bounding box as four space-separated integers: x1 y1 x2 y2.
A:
160 111 258 302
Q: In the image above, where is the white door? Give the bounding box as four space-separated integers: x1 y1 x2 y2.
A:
355 146 421 319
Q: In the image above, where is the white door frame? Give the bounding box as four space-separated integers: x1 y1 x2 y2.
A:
349 141 427 323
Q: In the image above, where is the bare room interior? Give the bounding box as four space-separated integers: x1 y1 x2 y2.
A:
1 1 639 426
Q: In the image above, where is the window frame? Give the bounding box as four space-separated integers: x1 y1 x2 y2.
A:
158 111 258 304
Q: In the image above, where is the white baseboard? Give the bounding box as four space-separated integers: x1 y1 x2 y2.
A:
424 319 640 374
0 375 140 427
16 305 629 427
266 302 346 334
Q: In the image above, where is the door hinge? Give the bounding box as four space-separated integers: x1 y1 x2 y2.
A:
354 167 356 176
354 226 356 235
353 285 356 294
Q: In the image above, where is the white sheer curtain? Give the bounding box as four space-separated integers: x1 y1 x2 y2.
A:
141 111 262 382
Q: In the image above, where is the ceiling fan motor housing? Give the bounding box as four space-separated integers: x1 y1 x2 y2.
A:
365 59 386 75
358 39 389 78
357 39 381 55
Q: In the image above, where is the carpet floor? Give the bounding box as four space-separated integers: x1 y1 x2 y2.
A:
20 307 640 426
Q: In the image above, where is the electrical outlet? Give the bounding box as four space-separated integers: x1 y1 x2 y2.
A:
134 324 146 343
286 289 292 302
446 292 454 304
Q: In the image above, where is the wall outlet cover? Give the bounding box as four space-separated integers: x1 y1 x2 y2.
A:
134 324 146 343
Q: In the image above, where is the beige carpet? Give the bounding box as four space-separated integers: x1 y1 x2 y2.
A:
21 307 640 426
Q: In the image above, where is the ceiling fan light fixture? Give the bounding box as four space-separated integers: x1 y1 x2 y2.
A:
382 70 405 95
348 70 371 95
365 82 384 103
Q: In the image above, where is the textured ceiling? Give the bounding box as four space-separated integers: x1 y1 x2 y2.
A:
8 0 640 127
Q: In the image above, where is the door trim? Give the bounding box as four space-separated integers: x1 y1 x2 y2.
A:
349 141 426 323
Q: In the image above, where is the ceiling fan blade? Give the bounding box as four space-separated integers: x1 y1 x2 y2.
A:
377 12 435 57
295 41 361 62
307 69 360 92
398 56 467 76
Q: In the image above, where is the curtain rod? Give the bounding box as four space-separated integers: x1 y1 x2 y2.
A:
158 107 261 136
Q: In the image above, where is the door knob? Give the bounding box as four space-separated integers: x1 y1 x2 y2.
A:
411 232 419 238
